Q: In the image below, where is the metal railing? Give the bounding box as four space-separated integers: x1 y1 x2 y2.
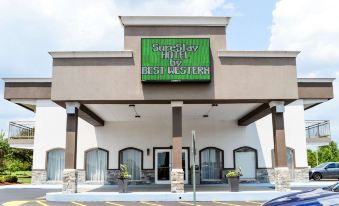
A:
8 121 35 139
305 120 331 139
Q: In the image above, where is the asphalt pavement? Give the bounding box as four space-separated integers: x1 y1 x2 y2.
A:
0 184 330 206
0 188 265 206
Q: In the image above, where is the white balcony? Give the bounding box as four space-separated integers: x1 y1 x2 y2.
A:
305 120 331 146
8 121 34 149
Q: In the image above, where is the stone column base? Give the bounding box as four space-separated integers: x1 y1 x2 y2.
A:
63 169 78 194
171 169 184 193
274 167 291 191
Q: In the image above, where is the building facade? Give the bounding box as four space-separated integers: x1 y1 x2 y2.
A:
2 16 334 193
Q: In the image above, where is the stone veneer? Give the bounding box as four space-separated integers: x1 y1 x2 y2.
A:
32 168 309 185
293 168 309 182
170 169 184 193
32 170 47 184
62 169 78 194
274 167 291 191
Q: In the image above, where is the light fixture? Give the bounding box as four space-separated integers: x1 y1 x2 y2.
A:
203 104 218 118
129 104 141 118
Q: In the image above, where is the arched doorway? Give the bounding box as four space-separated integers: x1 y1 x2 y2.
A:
234 147 257 179
85 148 108 182
119 147 143 181
200 147 223 181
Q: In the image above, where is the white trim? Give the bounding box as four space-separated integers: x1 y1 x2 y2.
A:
171 101 183 107
48 51 133 58
2 78 51 83
297 78 336 83
119 16 230 27
269 101 285 113
66 102 80 114
218 50 300 58
155 149 172 184
46 191 296 202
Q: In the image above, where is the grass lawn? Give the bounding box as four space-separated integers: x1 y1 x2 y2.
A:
10 171 32 184
17 176 31 184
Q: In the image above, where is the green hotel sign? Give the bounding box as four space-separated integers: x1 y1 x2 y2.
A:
141 38 211 82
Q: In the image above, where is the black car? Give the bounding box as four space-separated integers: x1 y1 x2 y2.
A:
309 162 339 181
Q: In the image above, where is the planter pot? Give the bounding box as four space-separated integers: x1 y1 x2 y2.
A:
228 176 239 192
118 178 129 193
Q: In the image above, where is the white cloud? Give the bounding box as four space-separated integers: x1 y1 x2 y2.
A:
0 0 232 135
270 0 339 143
0 0 228 52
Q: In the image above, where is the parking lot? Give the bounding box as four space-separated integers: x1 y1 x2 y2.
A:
0 188 266 206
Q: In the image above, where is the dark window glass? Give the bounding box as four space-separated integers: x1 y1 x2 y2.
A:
327 163 335 169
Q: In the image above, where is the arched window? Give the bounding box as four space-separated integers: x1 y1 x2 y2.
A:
119 148 142 181
85 148 108 182
272 147 295 179
200 147 223 181
47 148 65 181
234 147 257 179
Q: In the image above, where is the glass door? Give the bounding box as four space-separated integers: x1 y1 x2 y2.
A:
155 148 189 184
182 149 188 184
155 149 171 184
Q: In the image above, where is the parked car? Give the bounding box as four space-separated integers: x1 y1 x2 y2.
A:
309 162 339 181
263 182 339 206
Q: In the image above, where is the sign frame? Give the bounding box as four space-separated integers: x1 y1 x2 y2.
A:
140 38 211 83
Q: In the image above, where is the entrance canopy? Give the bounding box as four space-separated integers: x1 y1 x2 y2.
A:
84 103 261 122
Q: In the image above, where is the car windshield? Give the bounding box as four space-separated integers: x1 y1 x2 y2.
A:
315 163 328 169
323 183 339 192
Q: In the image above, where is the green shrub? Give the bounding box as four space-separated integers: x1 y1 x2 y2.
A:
0 176 4 183
3 175 18 183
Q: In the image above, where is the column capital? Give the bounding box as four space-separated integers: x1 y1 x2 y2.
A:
269 101 285 113
66 102 80 114
171 101 183 107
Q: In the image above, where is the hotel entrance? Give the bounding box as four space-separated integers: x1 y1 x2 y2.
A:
155 148 188 184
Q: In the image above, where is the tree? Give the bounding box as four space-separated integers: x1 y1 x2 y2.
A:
307 149 317 168
307 141 339 167
0 131 33 173
0 131 9 173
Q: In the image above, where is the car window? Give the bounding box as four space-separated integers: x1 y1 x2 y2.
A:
327 163 335 169
315 163 328 168
336 163 339 168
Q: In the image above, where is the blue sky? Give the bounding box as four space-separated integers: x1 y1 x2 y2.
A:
0 0 338 143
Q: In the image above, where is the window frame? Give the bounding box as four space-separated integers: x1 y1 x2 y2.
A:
199 147 224 181
233 146 258 169
45 148 65 181
84 147 109 181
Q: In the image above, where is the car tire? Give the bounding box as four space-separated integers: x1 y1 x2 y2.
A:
313 173 322 181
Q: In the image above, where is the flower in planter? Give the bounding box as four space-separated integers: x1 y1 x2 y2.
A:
226 167 243 178
119 164 131 179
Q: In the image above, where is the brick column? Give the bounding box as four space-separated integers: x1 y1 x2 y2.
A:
171 101 184 193
63 102 80 194
270 101 290 191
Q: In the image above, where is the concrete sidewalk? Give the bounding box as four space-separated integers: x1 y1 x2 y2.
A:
0 181 336 191
46 191 295 202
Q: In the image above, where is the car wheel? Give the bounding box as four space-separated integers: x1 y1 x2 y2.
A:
313 173 322 181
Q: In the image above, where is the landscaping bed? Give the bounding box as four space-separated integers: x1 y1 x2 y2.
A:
0 171 31 185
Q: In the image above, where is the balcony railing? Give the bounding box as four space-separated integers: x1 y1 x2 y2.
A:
305 120 331 144
8 121 35 140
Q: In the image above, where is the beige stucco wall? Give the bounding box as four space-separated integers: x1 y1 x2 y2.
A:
51 25 298 102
